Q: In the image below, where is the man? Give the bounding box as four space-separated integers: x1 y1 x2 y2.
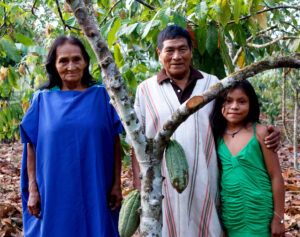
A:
131 25 279 237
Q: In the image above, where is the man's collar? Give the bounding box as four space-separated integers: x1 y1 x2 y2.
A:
157 67 203 84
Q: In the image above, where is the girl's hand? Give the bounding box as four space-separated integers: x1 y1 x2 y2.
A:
28 187 41 218
271 216 285 237
108 184 123 210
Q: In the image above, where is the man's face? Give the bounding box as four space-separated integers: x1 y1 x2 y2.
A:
157 37 192 79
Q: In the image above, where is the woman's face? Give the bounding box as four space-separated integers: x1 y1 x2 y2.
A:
55 43 87 89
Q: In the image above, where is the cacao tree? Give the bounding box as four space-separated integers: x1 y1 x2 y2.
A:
1 0 300 235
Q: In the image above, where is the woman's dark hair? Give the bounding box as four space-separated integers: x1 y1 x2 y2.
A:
157 25 192 50
210 80 260 142
43 36 95 89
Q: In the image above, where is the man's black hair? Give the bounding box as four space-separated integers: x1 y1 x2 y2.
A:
157 25 192 50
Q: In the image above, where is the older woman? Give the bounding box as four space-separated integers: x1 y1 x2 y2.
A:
20 36 123 237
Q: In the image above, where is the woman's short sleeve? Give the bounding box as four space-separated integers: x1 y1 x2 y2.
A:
19 91 41 145
103 88 123 136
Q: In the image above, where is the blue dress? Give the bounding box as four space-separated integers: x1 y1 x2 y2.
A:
20 85 123 237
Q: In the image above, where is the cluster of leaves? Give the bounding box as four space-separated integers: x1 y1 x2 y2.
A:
0 0 299 141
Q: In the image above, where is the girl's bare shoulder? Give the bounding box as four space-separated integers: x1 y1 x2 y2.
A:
255 123 268 143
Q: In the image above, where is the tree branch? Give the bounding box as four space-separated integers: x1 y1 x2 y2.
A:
228 5 300 24
99 0 122 27
55 0 80 31
31 0 38 17
155 54 300 150
135 0 155 10
247 36 300 49
233 25 278 65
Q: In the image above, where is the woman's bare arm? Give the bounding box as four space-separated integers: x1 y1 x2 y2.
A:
108 136 123 210
27 143 41 218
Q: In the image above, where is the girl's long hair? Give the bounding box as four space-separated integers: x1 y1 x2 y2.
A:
210 80 260 143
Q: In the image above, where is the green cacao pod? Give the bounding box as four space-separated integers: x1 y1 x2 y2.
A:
118 190 141 237
165 139 189 193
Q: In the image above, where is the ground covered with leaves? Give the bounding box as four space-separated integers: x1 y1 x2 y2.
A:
0 142 299 237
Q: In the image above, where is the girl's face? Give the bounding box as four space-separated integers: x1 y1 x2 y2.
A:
221 88 250 126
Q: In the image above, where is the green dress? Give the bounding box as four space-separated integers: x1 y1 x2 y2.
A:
217 124 273 237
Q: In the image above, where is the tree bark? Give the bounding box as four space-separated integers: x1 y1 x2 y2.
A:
282 69 292 143
292 86 299 170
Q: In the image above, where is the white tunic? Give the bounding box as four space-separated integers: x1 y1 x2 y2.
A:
134 71 223 237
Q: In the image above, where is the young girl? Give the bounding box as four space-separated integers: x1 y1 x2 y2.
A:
210 80 285 237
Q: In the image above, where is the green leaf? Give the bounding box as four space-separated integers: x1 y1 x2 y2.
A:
230 24 246 46
98 0 110 9
195 2 208 21
65 17 76 27
219 32 234 73
108 18 122 48
0 2 10 9
173 13 186 28
14 33 35 46
218 0 231 26
195 23 207 55
232 0 242 24
0 37 20 62
205 23 218 56
125 23 139 35
114 43 124 68
123 69 137 91
159 9 170 28
7 67 19 88
142 9 161 39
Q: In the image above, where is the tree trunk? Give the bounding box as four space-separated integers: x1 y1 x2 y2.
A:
282 69 292 143
293 89 299 169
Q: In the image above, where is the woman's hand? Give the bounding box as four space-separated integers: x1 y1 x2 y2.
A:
271 216 285 237
265 125 281 152
108 184 123 210
28 182 41 218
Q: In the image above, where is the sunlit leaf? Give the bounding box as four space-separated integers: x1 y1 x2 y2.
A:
108 18 122 48
232 0 242 24
218 0 231 26
114 43 124 68
13 33 35 46
236 50 246 68
142 9 161 39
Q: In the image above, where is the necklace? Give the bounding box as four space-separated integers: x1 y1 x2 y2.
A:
225 127 244 138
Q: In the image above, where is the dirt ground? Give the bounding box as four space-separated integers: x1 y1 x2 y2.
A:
0 142 299 237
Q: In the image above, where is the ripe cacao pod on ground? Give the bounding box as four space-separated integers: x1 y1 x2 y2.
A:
165 139 189 193
118 189 141 237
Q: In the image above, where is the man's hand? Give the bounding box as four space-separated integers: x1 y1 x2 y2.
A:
108 184 123 210
271 216 285 237
28 186 41 218
265 125 281 152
